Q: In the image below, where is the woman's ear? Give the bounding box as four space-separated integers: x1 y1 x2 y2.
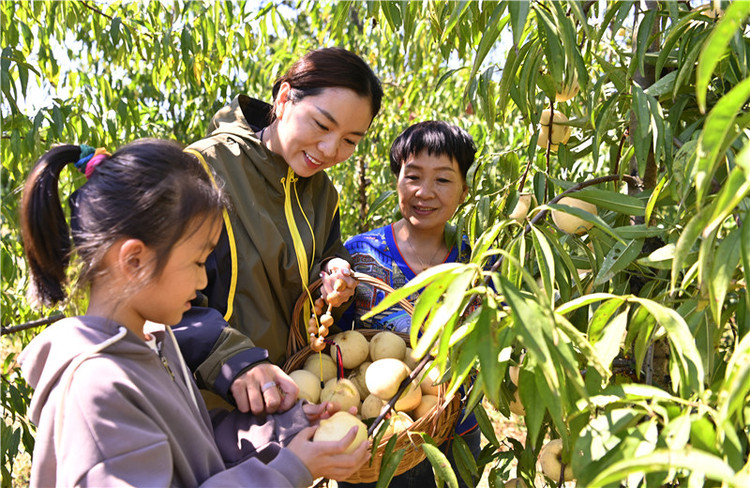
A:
275 82 292 119
118 239 153 280
461 184 469 202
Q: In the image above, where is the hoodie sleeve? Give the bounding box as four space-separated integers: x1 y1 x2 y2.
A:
211 400 310 466
172 307 269 400
198 452 312 488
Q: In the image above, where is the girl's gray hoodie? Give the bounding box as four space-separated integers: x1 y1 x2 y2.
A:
19 315 313 487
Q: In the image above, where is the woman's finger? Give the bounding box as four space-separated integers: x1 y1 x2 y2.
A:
261 382 282 413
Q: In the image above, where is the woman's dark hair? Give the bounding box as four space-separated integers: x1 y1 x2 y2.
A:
389 121 477 181
20 139 227 306
271 47 383 121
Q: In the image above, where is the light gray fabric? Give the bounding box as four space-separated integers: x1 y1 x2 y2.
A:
19 316 313 487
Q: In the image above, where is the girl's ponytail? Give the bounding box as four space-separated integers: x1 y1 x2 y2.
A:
20 145 81 306
20 138 226 310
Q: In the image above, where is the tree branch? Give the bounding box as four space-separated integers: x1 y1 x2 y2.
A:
2 313 64 335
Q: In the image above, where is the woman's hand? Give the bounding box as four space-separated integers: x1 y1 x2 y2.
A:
321 258 358 307
230 363 299 415
287 425 369 480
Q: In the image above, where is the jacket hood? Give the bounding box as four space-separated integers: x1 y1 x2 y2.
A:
205 94 273 144
19 316 151 424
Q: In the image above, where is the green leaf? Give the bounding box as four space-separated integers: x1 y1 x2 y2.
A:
439 1 471 45
645 176 667 225
593 94 619 165
52 105 63 137
375 442 405 488
111 17 121 45
467 3 507 94
632 84 651 174
380 1 402 32
588 297 627 343
630 297 705 396
536 5 564 84
421 436 459 488
556 293 618 316
709 229 742 326
703 164 750 239
672 209 708 292
473 402 500 448
508 0 529 46
435 67 468 91
690 416 719 456
530 226 555 304
696 1 750 112
593 309 628 371
594 239 644 286
471 221 508 264
632 9 657 78
672 32 706 100
362 263 464 320
613 224 666 240
330 1 353 38
451 434 479 487
695 76 750 206
574 188 646 217
717 331 750 422
656 10 704 79
476 296 500 405
588 448 740 488
366 190 396 222
414 267 477 359
411 278 450 350
499 276 552 365
497 39 526 123
555 314 610 380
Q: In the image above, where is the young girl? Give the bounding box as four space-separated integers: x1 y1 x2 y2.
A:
18 139 368 487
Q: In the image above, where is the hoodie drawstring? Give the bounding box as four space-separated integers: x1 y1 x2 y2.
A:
282 166 317 337
166 326 201 415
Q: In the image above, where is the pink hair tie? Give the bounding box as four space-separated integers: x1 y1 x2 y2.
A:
85 148 111 179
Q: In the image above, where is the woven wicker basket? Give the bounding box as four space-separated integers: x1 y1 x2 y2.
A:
283 272 462 483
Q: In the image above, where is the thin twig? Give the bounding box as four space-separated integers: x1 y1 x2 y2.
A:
2 313 64 335
613 130 628 175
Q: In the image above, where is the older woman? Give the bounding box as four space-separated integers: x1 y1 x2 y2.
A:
174 48 383 416
340 121 481 488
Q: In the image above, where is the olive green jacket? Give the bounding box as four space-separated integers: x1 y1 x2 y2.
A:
176 95 351 394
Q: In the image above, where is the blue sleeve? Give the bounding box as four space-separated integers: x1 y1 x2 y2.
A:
172 307 228 371
172 306 269 399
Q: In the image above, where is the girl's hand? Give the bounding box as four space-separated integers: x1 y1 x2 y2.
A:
320 258 358 307
287 425 369 480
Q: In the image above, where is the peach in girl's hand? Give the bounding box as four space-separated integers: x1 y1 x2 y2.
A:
312 411 368 453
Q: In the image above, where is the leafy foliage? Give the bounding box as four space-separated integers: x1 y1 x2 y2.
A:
2 1 749 487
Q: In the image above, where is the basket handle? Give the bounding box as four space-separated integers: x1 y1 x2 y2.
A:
286 271 415 358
